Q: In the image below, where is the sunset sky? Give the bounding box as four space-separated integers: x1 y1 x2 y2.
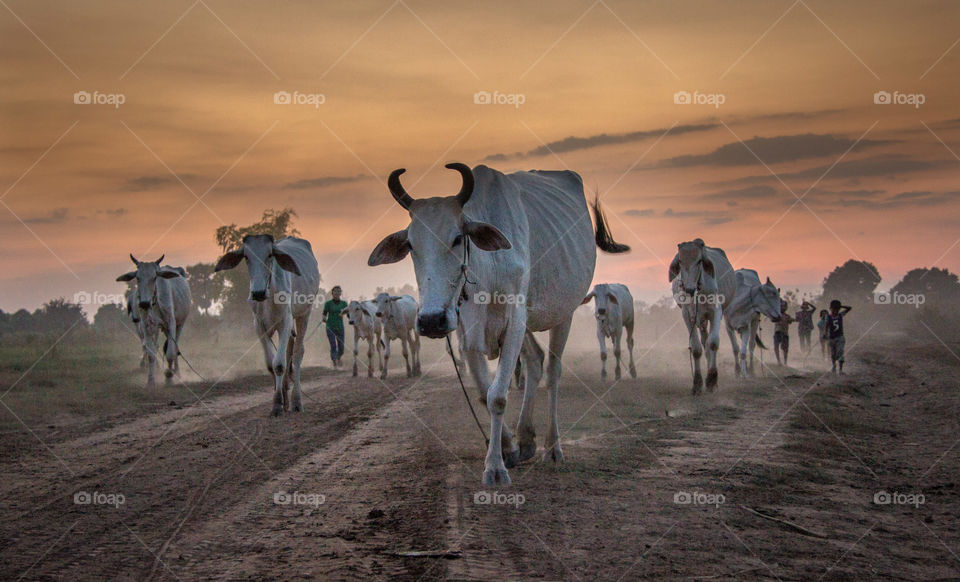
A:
2 0 959 313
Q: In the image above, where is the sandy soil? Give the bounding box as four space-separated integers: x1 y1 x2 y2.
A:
2 337 958 581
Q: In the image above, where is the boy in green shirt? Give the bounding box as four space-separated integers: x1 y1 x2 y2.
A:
322 286 348 368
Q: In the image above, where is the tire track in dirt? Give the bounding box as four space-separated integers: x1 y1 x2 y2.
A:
0 373 404 580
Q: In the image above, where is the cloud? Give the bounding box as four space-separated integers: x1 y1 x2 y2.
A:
660 133 892 168
835 190 960 209
702 184 777 202
123 174 198 191
627 207 733 226
24 208 69 224
99 208 128 218
484 123 718 161
701 155 950 189
281 173 371 190
625 208 655 217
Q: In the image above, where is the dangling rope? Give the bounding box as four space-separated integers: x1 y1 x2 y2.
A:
447 333 488 447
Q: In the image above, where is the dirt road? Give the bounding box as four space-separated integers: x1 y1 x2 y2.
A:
2 339 958 580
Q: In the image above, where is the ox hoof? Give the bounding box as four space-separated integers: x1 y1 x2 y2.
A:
601 370 607 379
145 381 156 389
543 444 564 464
352 369 358 377
482 467 511 487
706 369 718 391
629 367 637 379
164 369 174 379
270 406 283 417
615 369 622 381
503 446 521 469
517 441 537 464
692 372 703 395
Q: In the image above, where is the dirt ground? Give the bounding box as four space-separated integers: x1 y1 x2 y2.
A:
1 334 958 581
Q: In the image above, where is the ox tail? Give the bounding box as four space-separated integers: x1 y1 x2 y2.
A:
592 196 631 254
755 334 767 350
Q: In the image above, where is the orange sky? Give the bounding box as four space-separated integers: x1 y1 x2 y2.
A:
2 0 959 312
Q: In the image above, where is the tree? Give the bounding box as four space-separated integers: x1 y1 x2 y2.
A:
37 298 87 333
891 267 960 309
185 262 226 315
93 303 127 335
822 260 881 304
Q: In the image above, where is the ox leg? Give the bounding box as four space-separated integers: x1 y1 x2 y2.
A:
464 348 517 455
412 330 422 376
597 328 608 379
725 323 741 378
401 333 412 378
281 333 294 410
688 317 704 395
374 332 383 377
482 309 526 487
366 337 375 378
543 316 573 464
352 331 360 377
515 332 545 465
705 311 722 392
626 322 637 378
144 331 158 389
612 328 623 381
290 316 308 412
381 338 391 380
269 317 293 416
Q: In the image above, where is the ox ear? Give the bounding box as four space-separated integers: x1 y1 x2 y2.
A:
702 257 715 279
157 268 181 279
463 221 511 251
215 249 244 272
581 291 596 305
117 271 136 282
272 248 302 276
368 230 410 266
668 256 680 282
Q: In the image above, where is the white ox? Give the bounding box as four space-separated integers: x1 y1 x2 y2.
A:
724 269 782 377
215 235 320 416
372 293 421 379
669 239 736 394
117 255 191 388
369 163 629 486
345 300 383 378
582 283 637 380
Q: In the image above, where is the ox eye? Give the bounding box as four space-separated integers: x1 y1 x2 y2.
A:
452 234 463 247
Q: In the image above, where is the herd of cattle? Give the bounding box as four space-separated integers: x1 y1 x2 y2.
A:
118 162 788 485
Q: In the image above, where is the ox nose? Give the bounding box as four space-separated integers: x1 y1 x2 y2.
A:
251 290 267 302
597 308 606 315
375 312 382 317
138 301 151 310
417 312 450 339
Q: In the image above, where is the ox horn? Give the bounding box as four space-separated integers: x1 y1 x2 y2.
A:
130 253 139 266
388 168 413 210
155 254 165 264
446 162 474 207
